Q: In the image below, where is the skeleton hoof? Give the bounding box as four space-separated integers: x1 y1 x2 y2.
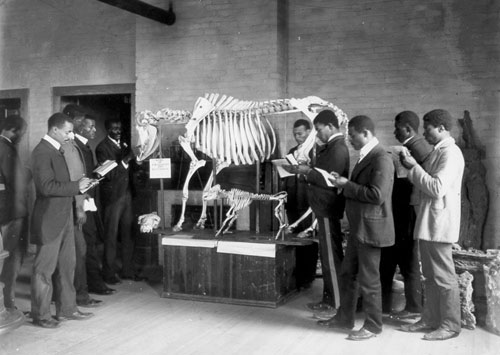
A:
172 225 182 232
193 223 205 230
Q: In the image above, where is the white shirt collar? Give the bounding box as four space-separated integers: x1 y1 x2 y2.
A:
108 136 121 148
434 136 454 150
402 135 414 145
43 134 61 150
358 137 379 162
328 132 343 142
75 133 88 145
0 135 12 144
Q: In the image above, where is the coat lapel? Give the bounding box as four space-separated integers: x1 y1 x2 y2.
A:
350 144 382 181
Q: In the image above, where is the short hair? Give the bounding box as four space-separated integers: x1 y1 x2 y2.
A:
293 119 311 130
348 115 375 134
0 115 27 132
313 110 339 129
395 111 420 132
84 113 96 121
104 118 121 130
62 104 86 119
423 109 454 131
48 113 72 130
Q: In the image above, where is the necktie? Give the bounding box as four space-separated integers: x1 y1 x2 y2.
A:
59 147 65 155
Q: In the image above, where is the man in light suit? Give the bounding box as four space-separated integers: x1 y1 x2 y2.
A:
319 115 395 341
30 113 93 328
399 109 464 341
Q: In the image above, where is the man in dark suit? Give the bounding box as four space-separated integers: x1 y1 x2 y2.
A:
30 113 93 328
73 112 116 296
0 115 28 312
319 115 395 341
380 111 432 318
96 119 136 284
281 119 317 289
286 110 350 318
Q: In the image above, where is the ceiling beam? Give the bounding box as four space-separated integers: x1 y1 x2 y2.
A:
97 0 175 25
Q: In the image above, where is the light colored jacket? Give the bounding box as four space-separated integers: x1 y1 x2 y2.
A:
407 137 464 243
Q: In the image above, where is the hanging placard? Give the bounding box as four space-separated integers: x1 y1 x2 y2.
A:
149 158 171 179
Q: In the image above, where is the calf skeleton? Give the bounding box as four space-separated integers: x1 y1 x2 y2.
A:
203 184 288 239
134 93 348 234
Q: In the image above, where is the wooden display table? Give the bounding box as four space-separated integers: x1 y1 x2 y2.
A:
160 231 313 308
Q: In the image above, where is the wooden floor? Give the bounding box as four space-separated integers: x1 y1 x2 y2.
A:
1 253 499 355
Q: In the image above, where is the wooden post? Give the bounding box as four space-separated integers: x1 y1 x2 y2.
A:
255 162 260 234
213 159 218 232
158 124 165 229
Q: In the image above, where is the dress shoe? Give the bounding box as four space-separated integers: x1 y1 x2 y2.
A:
56 310 94 321
103 275 122 285
33 318 60 328
77 298 103 308
312 308 337 320
423 328 459 341
120 273 147 282
89 287 116 295
347 327 378 341
399 320 434 333
306 301 333 312
317 316 353 330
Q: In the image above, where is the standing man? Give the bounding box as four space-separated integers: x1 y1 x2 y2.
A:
380 111 432 318
60 106 103 309
399 109 464 341
281 119 317 289
320 115 394 341
74 113 116 296
31 113 93 328
286 110 350 319
0 115 29 311
96 118 136 284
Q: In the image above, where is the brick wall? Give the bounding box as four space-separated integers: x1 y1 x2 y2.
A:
0 0 498 246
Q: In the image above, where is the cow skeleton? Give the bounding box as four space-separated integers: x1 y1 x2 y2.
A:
134 94 348 234
203 184 288 239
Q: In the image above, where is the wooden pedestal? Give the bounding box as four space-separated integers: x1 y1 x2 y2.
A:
161 232 308 308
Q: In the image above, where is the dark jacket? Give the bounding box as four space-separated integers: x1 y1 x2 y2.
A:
31 139 80 245
343 143 395 247
75 136 97 199
95 136 132 205
306 135 350 218
282 145 309 214
0 136 29 224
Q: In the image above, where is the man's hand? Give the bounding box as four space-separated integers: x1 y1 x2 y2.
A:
78 177 92 192
76 208 87 228
123 151 135 164
328 171 348 187
400 151 418 169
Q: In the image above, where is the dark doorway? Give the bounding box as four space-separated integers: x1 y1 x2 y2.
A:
60 94 132 151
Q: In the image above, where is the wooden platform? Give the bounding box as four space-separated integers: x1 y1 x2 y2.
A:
160 231 314 308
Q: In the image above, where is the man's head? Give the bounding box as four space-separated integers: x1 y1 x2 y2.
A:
313 110 340 144
394 111 419 143
422 109 453 146
347 115 376 151
63 104 86 132
48 113 74 145
105 119 122 141
0 115 27 144
78 114 97 140
292 119 311 145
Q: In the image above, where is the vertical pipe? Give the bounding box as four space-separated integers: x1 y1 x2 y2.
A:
255 162 260 234
158 124 165 229
213 159 218 232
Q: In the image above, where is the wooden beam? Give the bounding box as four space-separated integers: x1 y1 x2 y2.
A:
97 0 175 25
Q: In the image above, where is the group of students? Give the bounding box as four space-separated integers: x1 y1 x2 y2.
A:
0 104 141 329
282 109 464 341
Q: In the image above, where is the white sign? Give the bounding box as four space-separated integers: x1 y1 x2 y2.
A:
149 158 171 179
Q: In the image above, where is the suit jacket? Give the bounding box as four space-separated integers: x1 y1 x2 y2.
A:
0 136 29 224
392 135 432 238
31 139 80 245
75 137 97 199
407 137 464 243
95 136 131 205
282 145 309 213
343 143 395 247
306 135 350 218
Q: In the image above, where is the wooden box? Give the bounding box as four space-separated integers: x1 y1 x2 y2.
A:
161 233 299 308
